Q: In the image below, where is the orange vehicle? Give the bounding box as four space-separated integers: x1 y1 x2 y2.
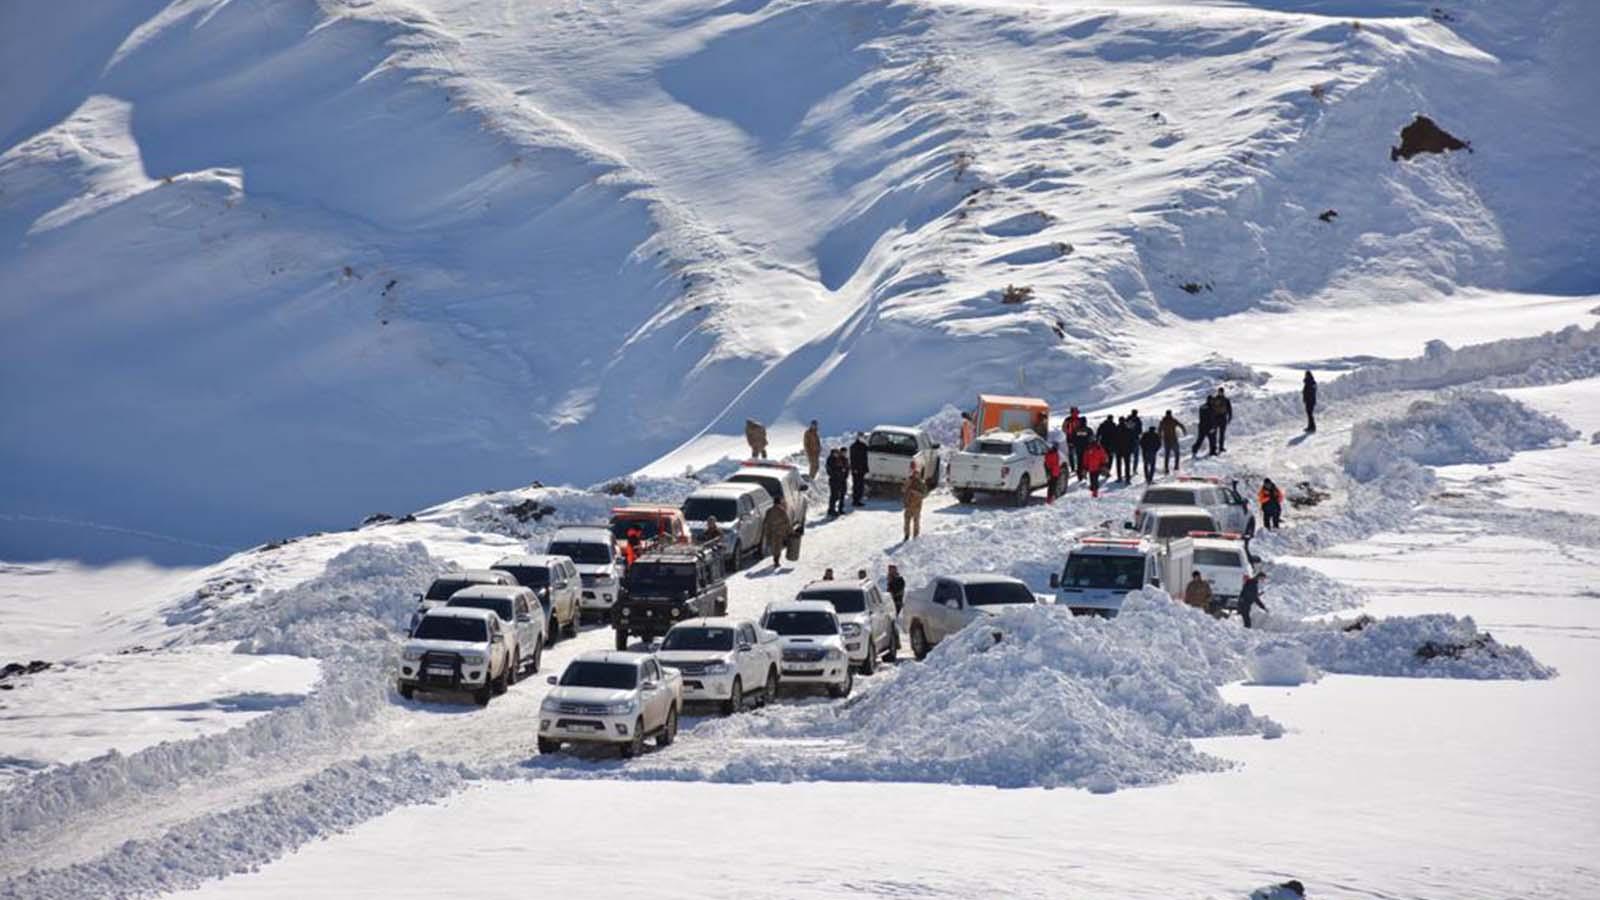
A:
973 394 1050 441
609 506 690 565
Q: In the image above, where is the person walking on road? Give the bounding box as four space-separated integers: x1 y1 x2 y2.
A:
803 420 822 479
1258 478 1285 530
901 463 928 542
1044 442 1064 502
1302 372 1318 434
886 564 906 614
1183 570 1213 613
1159 410 1187 474
762 499 793 569
1139 426 1162 484
849 434 870 508
745 418 769 459
1069 419 1093 482
1211 388 1234 453
1192 398 1216 459
1126 409 1143 440
1236 571 1267 628
825 448 848 516
1110 417 1130 483
1083 438 1111 498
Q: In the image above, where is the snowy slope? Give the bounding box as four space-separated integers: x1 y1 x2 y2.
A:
4 0 1596 561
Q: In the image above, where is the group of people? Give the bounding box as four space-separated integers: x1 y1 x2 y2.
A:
1038 407 1195 498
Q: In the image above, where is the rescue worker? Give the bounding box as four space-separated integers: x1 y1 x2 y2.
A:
849 433 870 507
762 498 793 569
1192 398 1216 458
1259 478 1284 530
825 447 849 516
1236 571 1267 628
803 420 822 479
1183 570 1213 612
1069 419 1093 482
1083 437 1111 498
701 517 722 558
1159 410 1187 474
1302 371 1318 433
1062 407 1084 474
623 526 643 567
1044 442 1064 502
1212 388 1234 453
886 564 906 614
1139 426 1162 484
902 462 928 541
959 410 976 449
745 418 768 459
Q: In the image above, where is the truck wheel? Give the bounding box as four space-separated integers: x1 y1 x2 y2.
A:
474 682 492 707
528 637 543 674
547 614 561 645
886 628 900 663
828 668 853 698
1013 475 1031 507
614 629 629 652
764 667 778 705
657 706 678 748
928 464 940 489
721 677 743 716
861 639 877 675
911 622 930 661
730 540 742 570
536 737 560 755
492 665 509 696
507 653 520 687
620 718 645 758
956 489 974 504
716 597 728 617
398 682 414 700
563 609 578 638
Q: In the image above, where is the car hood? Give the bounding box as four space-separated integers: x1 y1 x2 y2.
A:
656 650 735 665
546 686 638 705
836 612 871 627
573 563 615 576
405 638 488 655
774 634 844 651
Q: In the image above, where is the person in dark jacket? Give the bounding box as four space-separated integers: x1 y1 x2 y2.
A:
1139 427 1162 484
1192 398 1216 458
825 448 849 516
1159 411 1187 474
1236 571 1267 628
1107 417 1127 483
1302 371 1318 433
849 434 870 507
1126 409 1143 439
1069 419 1093 481
885 564 906 614
1212 388 1234 453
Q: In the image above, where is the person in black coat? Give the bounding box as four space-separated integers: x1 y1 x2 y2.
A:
885 564 906 614
1302 371 1318 433
1236 572 1267 628
825 448 849 516
1068 421 1093 482
849 434 870 507
1192 398 1216 458
1212 388 1234 453
1139 427 1162 484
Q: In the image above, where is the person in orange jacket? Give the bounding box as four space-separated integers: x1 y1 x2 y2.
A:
1082 438 1111 498
1258 479 1285 530
1062 407 1084 473
1044 443 1064 502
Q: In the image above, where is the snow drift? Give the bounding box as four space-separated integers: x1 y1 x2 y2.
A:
1342 390 1577 481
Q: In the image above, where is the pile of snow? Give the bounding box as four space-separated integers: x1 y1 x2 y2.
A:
1290 614 1555 681
1247 640 1316 687
1342 390 1576 482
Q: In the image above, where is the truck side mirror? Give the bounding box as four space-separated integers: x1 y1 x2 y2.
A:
546 675 558 685
1122 521 1135 531
1049 574 1060 588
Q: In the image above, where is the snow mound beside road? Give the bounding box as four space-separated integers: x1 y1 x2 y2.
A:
1293 614 1555 681
1343 390 1577 482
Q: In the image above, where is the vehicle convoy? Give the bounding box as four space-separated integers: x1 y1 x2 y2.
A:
680 482 772 570
1133 477 1255 535
760 600 853 698
972 393 1050 437
1133 505 1220 541
538 652 682 758
546 526 625 621
445 585 545 677
863 426 941 491
656 617 782 714
794 578 899 673
397 607 513 706
949 429 1050 505
491 554 582 641
614 543 728 650
1188 532 1255 608
727 461 808 536
1049 535 1195 616
609 505 691 557
408 569 516 633
901 574 1040 660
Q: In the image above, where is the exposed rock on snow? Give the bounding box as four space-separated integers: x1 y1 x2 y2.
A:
1390 114 1470 161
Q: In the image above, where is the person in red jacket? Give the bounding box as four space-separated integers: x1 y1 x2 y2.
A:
1062 407 1084 474
1044 443 1064 502
1082 438 1111 498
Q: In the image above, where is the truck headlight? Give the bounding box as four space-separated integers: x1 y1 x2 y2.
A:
704 662 732 675
825 648 844 661
603 699 639 715
460 652 486 665
840 622 862 637
540 697 562 713
401 648 423 661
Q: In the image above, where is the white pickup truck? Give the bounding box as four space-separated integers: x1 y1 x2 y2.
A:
656 617 781 714
538 651 682 758
864 426 941 491
398 607 514 706
949 429 1049 506
901 574 1041 660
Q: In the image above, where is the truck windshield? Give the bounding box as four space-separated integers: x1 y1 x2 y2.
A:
447 596 514 621
967 440 1015 455
611 518 664 540
1061 554 1145 589
1194 548 1245 568
661 627 735 651
764 610 838 636
682 497 739 522
559 662 637 689
868 432 918 455
1149 515 1215 538
1139 488 1196 506
494 565 549 588
548 541 611 565
412 616 487 643
423 578 470 602
797 589 867 613
628 563 696 594
964 582 1035 606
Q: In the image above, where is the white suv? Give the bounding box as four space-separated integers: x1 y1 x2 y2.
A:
546 526 624 621
657 617 782 714
1134 478 1254 535
398 607 513 706
446 585 546 678
761 600 852 698
794 579 899 673
539 652 682 758
408 569 517 634
492 554 582 641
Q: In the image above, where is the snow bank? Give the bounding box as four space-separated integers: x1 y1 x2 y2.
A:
1292 614 1555 681
1343 390 1577 482
1247 640 1315 687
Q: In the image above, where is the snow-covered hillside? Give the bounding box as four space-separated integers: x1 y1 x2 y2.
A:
4 0 1596 561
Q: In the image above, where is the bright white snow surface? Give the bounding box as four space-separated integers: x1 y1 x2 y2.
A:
4 0 1598 561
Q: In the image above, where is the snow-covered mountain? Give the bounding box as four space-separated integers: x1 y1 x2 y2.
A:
2 0 1596 562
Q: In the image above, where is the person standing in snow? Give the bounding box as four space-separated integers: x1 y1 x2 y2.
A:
803 420 822 479
886 564 906 614
1183 570 1213 613
1062 407 1084 474
901 463 928 541
762 499 793 569
849 433 870 508
1192 398 1216 459
745 418 768 460
1107 417 1128 483
1069 418 1093 481
1302 372 1318 433
1159 410 1187 474
1044 442 1064 502
1236 571 1267 628
1139 426 1162 484
1082 438 1111 498
1120 417 1140 483
1258 478 1284 530
1211 388 1234 453
825 447 849 517
959 410 976 450
1126 409 1143 440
